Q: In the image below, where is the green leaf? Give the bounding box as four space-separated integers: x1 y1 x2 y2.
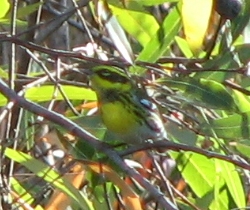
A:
93 182 113 203
235 44 250 64
232 90 250 113
233 140 250 158
0 0 10 18
167 121 198 145
11 177 44 209
201 112 250 139
11 178 35 206
0 19 27 26
136 0 178 6
159 77 237 111
194 46 246 82
231 0 250 41
5 2 43 19
136 5 181 63
0 82 112 106
111 6 159 47
172 152 232 209
215 159 245 208
175 36 194 58
171 152 216 197
17 2 43 18
4 147 94 210
0 93 7 106
25 85 96 102
208 186 228 210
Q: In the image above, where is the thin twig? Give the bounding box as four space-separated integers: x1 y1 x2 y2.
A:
119 141 250 171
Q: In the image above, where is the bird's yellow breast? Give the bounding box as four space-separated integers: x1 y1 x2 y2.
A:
100 102 139 135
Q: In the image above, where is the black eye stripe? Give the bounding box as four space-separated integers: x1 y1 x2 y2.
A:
97 70 129 83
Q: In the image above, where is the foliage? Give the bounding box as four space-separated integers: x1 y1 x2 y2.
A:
0 0 250 209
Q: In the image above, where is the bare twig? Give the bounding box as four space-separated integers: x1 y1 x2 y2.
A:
120 141 250 171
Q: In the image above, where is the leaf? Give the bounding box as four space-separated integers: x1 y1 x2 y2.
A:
233 140 250 158
181 0 213 54
175 36 194 58
3 147 94 210
215 159 245 208
232 90 250 113
166 121 198 145
235 44 250 64
0 19 27 26
45 163 86 210
171 152 216 197
97 0 134 64
171 152 233 209
136 5 181 63
208 185 228 210
110 6 159 47
201 112 250 139
194 51 241 82
159 77 237 111
85 160 142 210
0 93 7 106
231 0 250 41
11 177 38 207
25 85 96 102
17 2 43 18
134 0 179 6
5 2 42 19
0 0 10 18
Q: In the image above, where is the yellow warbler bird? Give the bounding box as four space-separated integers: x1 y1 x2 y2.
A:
88 66 167 144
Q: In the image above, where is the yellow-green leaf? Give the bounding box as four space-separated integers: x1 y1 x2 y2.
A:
25 85 96 102
0 0 10 18
181 0 213 54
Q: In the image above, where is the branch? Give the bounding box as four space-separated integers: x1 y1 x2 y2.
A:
0 79 177 210
120 141 250 171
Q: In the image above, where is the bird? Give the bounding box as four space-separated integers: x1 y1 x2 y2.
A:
87 65 167 144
